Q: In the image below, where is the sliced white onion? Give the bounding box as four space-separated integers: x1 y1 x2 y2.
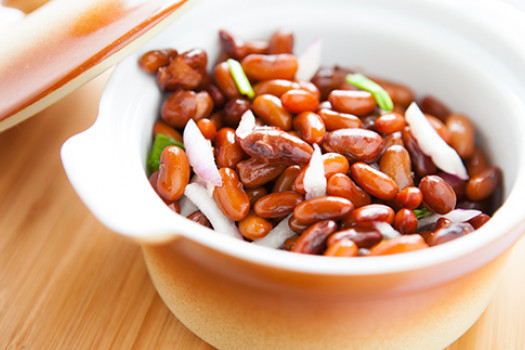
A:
236 110 256 139
296 38 322 81
405 102 469 180
417 209 482 230
303 144 327 200
179 195 199 217
374 221 401 240
183 119 222 187
253 214 296 248
184 183 242 239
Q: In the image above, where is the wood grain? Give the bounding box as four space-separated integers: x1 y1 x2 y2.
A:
0 72 523 350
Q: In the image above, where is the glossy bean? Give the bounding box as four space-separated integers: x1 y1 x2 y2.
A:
238 212 273 240
149 171 180 212
419 95 451 121
297 80 321 100
236 157 287 188
350 162 399 200
268 29 294 54
317 108 361 130
292 220 338 254
294 153 350 193
373 112 406 134
139 49 177 73
213 167 250 221
311 66 353 100
246 186 268 206
438 172 467 199
213 61 241 99
153 120 183 143
254 191 304 218
395 186 423 209
223 98 251 128
393 208 418 234
157 48 207 91
426 114 450 144
326 173 371 208
281 89 319 114
369 234 429 256
379 145 414 190
402 127 437 177
468 213 491 229
466 147 490 177
381 132 404 153
253 79 300 97
187 210 211 228
328 227 382 249
419 175 457 214
465 166 502 201
252 94 293 130
323 239 358 257
293 196 354 224
273 165 302 193
372 77 414 107
283 235 300 251
215 127 246 168
446 114 476 159
218 29 267 60
206 84 225 109
161 90 197 129
288 215 310 234
241 54 298 81
324 128 383 163
328 90 376 116
196 118 217 141
426 222 474 246
157 146 190 201
349 204 395 228
293 111 326 144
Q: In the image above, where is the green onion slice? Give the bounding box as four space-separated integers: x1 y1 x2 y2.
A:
413 207 433 220
146 133 185 176
346 73 394 111
227 58 255 99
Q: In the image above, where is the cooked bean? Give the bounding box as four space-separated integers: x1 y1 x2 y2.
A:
153 120 183 143
213 167 250 221
149 171 180 212
281 90 319 114
324 239 358 257
223 98 251 128
246 187 268 206
157 48 207 91
419 175 457 214
214 61 241 99
395 186 423 209
268 29 294 54
283 235 300 251
218 29 267 60
426 222 474 246
438 172 467 199
196 118 217 141
426 114 450 144
157 146 190 201
236 157 287 188
317 108 362 130
324 128 383 163
273 165 302 193
294 153 349 193
372 77 414 107
326 173 371 208
254 191 304 218
393 208 418 234
161 90 197 129
350 162 399 200
465 166 502 201
328 90 376 116
206 84 225 109
241 54 298 81
348 204 395 229
293 111 326 144
187 210 212 228
381 131 404 153
369 234 429 256
139 49 177 73
288 215 310 234
311 66 353 100
379 145 414 190
252 94 293 130
254 79 299 97
419 95 451 121
328 227 382 249
373 112 406 134
238 211 273 240
446 114 476 159
468 213 491 229
297 80 321 100
466 147 490 177
402 126 437 177
215 128 246 168
292 220 338 254
293 196 354 224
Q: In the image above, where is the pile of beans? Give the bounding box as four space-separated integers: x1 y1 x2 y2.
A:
140 29 502 257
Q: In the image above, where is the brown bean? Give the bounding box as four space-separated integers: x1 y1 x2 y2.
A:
241 54 298 81
209 111 224 130
438 172 467 199
419 175 457 214
222 98 251 128
465 166 502 201
206 84 225 109
381 131 404 154
254 191 304 218
292 220 338 254
273 165 302 193
196 118 217 141
161 90 197 129
288 215 310 234
379 145 414 190
246 187 268 206
393 208 418 234
466 147 490 177
237 126 314 164
402 127 437 177
214 61 241 99
238 211 273 240
283 235 300 251
297 80 321 100
157 48 207 91
326 173 371 208
293 196 354 224
317 108 362 130
218 29 267 60
395 186 423 209
324 128 383 163
268 29 294 54
293 111 326 144
328 90 376 116
187 210 211 228
426 222 474 246
369 234 429 256
153 120 183 143
419 95 451 121
236 157 287 188
373 112 406 134
215 128 246 168
252 94 293 130
281 90 319 114
468 213 491 229
253 79 300 97
139 49 177 73
446 114 476 159
328 227 382 249
350 162 399 200
351 204 395 227
311 66 353 100
157 146 190 201
213 167 250 221
324 239 358 257
372 77 414 107
149 171 180 212
294 153 350 193
426 114 450 144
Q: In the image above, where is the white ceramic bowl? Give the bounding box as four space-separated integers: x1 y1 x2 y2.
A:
61 0 525 349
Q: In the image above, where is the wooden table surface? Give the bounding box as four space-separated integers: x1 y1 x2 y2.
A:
1 72 524 350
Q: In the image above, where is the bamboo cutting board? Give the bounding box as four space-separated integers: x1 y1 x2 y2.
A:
0 72 524 350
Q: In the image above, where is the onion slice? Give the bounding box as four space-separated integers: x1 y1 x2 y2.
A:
405 102 469 180
235 110 256 139
417 208 482 230
296 38 322 81
374 222 401 240
303 144 326 199
183 119 222 187
184 183 242 239
253 214 296 248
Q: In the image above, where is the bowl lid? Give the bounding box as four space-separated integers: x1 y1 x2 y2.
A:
0 0 194 132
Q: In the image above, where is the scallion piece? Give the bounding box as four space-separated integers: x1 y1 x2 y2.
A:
146 133 185 176
414 207 433 220
227 58 255 99
346 73 394 111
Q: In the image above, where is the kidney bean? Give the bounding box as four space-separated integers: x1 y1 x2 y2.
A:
281 89 319 114
419 175 457 214
446 114 476 159
466 147 490 177
381 132 404 153
196 118 217 141
433 217 453 231
206 84 225 109
241 53 298 81
426 222 474 246
465 166 502 201
237 126 314 164
254 191 304 218
218 29 268 60
328 90 376 116
215 128 246 168
379 145 414 190
328 227 382 249
468 213 491 229
214 61 241 99
283 235 300 251
292 220 338 254
223 98 251 128
268 28 294 54
438 172 467 199
369 234 429 256
293 111 326 144
149 171 180 212
213 167 250 221
296 80 321 99
393 208 418 234
372 77 414 107
373 112 406 134
252 94 293 130
425 114 450 144
324 239 358 257
157 146 190 201
273 165 302 193
187 210 211 228
236 157 287 188
311 66 353 100
402 127 437 177
349 204 395 229
293 196 354 224
326 173 371 208
288 215 310 234
324 128 383 163
242 188 266 208
161 90 197 129
139 49 178 73
294 153 349 193
317 108 362 131
153 120 183 143
254 79 299 97
395 186 423 209
238 211 273 240
350 162 399 200
157 48 207 91
419 95 451 122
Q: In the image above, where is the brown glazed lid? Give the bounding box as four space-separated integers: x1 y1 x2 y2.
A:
0 0 193 132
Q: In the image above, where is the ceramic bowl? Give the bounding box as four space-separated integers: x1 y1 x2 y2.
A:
61 0 525 349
